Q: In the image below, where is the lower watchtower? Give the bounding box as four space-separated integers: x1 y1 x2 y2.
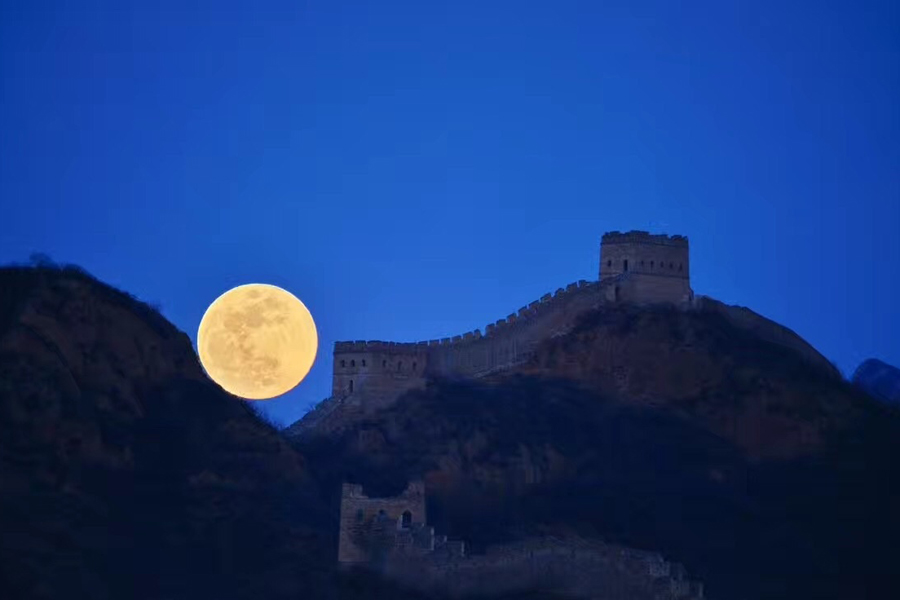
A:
599 231 693 305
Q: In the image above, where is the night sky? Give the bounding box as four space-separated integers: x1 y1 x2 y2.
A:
2 1 897 426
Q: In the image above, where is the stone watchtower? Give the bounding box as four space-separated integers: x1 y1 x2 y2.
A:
599 231 693 305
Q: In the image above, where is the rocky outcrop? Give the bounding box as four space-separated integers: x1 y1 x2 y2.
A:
692 296 839 378
517 302 852 459
852 358 900 405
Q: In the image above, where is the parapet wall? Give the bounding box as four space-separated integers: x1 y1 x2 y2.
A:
325 230 693 405
602 230 689 247
383 536 704 599
426 279 612 377
330 279 614 400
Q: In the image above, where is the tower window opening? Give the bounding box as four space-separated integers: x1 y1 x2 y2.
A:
413 361 417 371
650 261 654 268
679 263 683 272
398 361 402 372
670 262 674 269
341 360 346 368
623 259 628 272
607 260 612 267
350 359 355 367
400 510 412 529
356 509 365 522
641 260 645 267
361 359 366 367
349 379 354 393
383 360 387 368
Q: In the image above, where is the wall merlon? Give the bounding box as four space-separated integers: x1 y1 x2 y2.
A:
601 230 689 247
541 293 552 302
334 340 428 354
342 482 365 498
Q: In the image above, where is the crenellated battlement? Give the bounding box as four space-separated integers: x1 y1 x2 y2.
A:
602 230 689 247
323 231 692 404
333 280 598 356
335 341 428 353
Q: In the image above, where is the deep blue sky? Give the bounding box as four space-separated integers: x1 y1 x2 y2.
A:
2 1 898 426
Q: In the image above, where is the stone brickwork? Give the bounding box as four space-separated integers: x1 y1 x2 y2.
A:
600 231 693 305
339 482 705 599
327 231 694 406
337 481 428 564
385 536 705 599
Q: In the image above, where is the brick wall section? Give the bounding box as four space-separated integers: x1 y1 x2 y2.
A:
382 536 705 599
331 342 428 404
330 231 695 403
329 278 623 401
599 230 690 282
288 232 704 436
337 481 427 564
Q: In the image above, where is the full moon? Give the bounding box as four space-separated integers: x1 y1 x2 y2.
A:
197 283 318 400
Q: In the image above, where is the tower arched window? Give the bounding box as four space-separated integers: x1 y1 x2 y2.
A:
341 360 346 368
400 510 412 529
413 362 417 371
350 359 355 367
361 359 366 367
607 260 612 268
650 261 654 268
623 259 628 272
349 379 354 393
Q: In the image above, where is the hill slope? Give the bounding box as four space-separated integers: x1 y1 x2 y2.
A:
295 304 900 600
0 265 442 600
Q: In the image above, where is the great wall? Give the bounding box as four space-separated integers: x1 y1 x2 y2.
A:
287 229 838 438
288 231 692 434
337 481 705 599
293 230 847 599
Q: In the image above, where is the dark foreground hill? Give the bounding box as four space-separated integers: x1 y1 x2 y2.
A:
0 265 449 600
295 305 900 600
